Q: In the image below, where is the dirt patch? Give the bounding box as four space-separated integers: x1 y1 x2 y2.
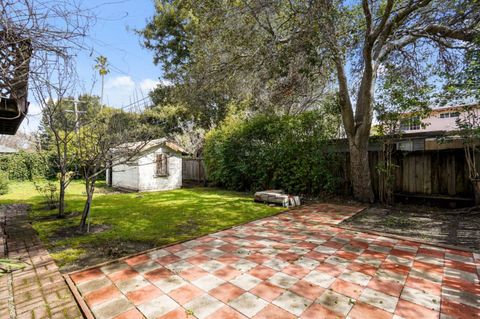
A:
53 224 111 239
58 240 155 273
342 204 480 251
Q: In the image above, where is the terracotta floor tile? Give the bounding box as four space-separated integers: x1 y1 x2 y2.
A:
380 261 410 275
349 301 393 319
442 276 480 295
281 264 310 279
206 306 247 319
169 284 204 305
156 254 181 265
126 284 163 305
315 263 345 277
347 262 378 276
125 254 151 266
444 260 477 273
412 261 443 275
304 251 328 262
248 265 277 280
246 254 271 264
217 254 241 265
417 248 444 259
395 299 439 319
336 250 359 260
389 249 415 260
108 268 139 282
70 268 104 284
405 276 441 296
166 244 184 253
367 278 403 297
209 283 245 303
300 303 343 319
253 304 296 319
113 308 145 319
250 281 285 302
186 254 210 265
214 266 242 281
179 266 209 281
144 267 173 282
330 278 364 299
441 298 480 319
289 280 325 300
84 285 121 308
158 307 189 319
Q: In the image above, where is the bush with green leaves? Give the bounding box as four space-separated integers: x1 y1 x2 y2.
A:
204 111 343 196
33 179 59 209
0 171 9 195
0 151 50 181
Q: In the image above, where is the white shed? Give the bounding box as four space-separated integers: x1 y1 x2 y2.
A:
107 139 185 192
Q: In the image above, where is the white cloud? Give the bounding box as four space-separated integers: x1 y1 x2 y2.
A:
105 75 135 89
139 79 160 92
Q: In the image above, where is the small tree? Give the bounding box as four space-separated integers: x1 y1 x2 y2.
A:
374 67 432 203
456 107 480 204
33 62 79 217
73 107 159 232
442 42 480 204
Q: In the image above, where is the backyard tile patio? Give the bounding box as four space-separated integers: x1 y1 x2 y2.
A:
69 203 480 319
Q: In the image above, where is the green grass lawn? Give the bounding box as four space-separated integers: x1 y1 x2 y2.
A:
0 181 283 271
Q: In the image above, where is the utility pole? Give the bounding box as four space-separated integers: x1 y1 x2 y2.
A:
64 99 86 132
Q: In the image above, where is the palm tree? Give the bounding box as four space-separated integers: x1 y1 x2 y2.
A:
94 55 110 106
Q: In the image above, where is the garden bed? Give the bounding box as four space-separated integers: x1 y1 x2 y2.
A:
341 204 480 251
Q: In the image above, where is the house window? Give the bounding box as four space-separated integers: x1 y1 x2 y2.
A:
400 117 421 131
440 112 460 118
156 154 168 176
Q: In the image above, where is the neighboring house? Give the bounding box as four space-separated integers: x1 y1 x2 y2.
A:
400 105 478 133
108 139 186 192
0 132 36 154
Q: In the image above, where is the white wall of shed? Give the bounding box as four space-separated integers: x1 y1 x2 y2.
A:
111 161 140 191
137 146 182 192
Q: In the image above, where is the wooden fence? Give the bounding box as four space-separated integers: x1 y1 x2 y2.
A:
183 133 476 204
345 149 474 200
182 158 207 184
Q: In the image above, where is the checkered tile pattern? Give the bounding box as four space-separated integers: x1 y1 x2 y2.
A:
69 204 480 319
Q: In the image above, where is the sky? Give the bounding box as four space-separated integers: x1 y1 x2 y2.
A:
21 0 164 133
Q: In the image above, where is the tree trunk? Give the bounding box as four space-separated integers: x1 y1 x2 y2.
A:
79 179 95 232
58 176 66 217
472 179 480 206
349 136 375 203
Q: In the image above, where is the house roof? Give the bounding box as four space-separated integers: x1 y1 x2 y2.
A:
116 138 186 154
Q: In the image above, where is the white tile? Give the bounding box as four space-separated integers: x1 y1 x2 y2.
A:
192 274 225 292
138 295 178 319
273 291 312 316
268 272 298 289
184 295 223 319
303 270 335 288
230 274 262 291
228 292 268 317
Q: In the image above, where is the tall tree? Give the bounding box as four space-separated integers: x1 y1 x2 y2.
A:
94 55 110 105
140 0 480 202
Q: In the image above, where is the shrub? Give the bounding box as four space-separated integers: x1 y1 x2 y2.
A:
33 180 59 209
204 111 343 196
0 171 9 195
0 151 50 181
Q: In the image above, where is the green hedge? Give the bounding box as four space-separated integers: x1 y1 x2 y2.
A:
0 151 51 181
204 111 343 195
